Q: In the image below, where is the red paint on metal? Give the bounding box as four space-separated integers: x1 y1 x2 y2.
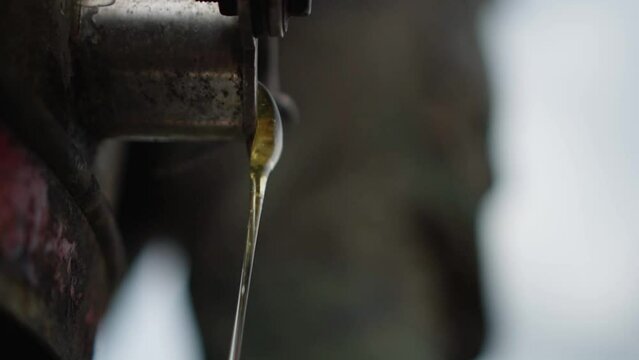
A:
0 128 79 299
0 126 107 358
0 130 49 266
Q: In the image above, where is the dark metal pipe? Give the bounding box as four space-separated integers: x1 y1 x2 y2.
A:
74 0 254 140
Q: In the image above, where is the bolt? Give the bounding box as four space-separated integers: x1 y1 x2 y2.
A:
211 0 311 36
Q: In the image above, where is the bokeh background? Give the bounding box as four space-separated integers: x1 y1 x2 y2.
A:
94 0 639 359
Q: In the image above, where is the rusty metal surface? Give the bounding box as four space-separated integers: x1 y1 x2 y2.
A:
0 125 109 360
0 0 116 356
0 0 295 358
0 73 126 287
75 0 250 140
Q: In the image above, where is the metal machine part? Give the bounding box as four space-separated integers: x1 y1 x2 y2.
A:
74 0 308 141
75 0 254 140
0 124 111 360
0 74 122 360
213 0 312 37
0 0 309 358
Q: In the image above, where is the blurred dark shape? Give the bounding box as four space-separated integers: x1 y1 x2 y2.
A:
119 0 491 359
0 309 59 360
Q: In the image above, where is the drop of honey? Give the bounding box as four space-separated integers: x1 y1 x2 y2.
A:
228 83 283 360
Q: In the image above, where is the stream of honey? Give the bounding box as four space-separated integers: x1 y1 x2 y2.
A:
228 84 283 360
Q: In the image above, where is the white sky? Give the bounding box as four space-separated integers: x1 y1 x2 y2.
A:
479 0 639 359
93 242 204 360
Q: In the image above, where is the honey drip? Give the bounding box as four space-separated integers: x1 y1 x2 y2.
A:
228 83 283 360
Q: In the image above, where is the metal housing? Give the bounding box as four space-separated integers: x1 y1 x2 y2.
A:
75 0 255 140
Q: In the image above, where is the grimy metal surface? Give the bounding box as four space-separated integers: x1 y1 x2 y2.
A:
75 0 252 140
0 0 258 358
0 125 109 360
0 0 119 358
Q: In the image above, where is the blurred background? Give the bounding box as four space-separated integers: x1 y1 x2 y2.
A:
94 0 639 359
